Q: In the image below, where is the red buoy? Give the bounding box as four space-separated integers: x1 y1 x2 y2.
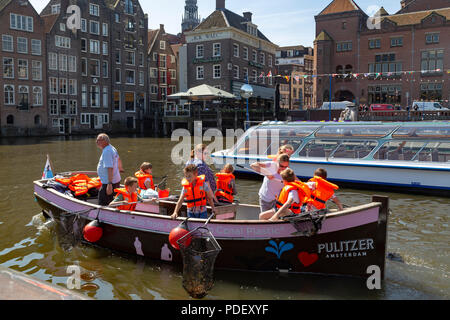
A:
169 220 191 250
83 220 103 243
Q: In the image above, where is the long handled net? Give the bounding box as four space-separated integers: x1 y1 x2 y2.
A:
282 209 328 237
177 224 222 299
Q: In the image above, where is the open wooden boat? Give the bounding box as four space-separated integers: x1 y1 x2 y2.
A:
33 172 389 279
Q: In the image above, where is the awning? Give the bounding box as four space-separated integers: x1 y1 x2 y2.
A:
232 81 275 101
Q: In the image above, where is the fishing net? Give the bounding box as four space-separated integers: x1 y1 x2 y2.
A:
283 210 327 237
177 227 222 299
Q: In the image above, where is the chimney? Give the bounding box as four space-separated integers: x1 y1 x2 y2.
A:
216 0 225 10
160 24 164 30
243 12 252 22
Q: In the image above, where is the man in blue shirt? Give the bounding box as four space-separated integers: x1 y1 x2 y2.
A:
96 134 123 206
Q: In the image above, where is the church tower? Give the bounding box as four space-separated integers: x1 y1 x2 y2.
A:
182 0 200 32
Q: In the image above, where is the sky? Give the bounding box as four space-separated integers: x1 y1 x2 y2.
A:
29 0 405 47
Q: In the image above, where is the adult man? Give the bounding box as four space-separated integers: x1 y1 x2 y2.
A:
96 133 123 206
250 154 290 213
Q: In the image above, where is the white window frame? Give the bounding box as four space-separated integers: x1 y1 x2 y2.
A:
31 39 41 55
32 60 42 81
160 41 166 50
68 56 77 72
32 86 43 106
90 20 100 35
213 43 221 57
4 85 15 105
233 43 239 57
69 79 77 95
103 87 108 108
196 66 204 80
59 78 68 95
3 57 14 79
196 45 204 59
102 23 109 36
18 59 28 80
213 64 221 79
50 99 58 115
89 4 100 17
102 60 109 78
2 35 13 52
49 77 58 94
81 19 87 32
115 68 121 84
125 69 135 85
90 39 100 54
17 37 28 54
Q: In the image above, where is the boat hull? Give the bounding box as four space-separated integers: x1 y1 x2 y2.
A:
34 180 388 279
212 155 450 197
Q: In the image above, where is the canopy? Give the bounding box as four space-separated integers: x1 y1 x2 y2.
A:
168 84 236 100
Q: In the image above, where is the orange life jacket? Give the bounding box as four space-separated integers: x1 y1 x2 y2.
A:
182 175 207 209
308 176 339 210
135 170 154 190
215 173 235 203
113 188 138 211
55 174 101 197
276 181 311 214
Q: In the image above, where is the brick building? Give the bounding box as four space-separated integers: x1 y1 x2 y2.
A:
185 0 278 108
147 24 178 111
41 0 113 135
1 0 47 136
106 0 148 132
314 0 450 109
276 46 314 110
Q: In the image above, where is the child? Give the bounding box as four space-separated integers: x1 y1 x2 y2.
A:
307 168 344 211
259 168 311 221
171 164 216 219
135 162 155 191
215 164 237 204
268 144 295 160
109 177 141 211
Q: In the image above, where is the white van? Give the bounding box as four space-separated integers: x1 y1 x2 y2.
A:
412 101 447 111
320 101 355 110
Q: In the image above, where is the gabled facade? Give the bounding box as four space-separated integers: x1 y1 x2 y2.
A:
147 24 178 112
41 0 112 135
314 0 450 109
1 0 47 136
106 0 148 132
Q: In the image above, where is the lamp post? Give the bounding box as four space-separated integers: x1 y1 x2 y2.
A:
240 83 253 131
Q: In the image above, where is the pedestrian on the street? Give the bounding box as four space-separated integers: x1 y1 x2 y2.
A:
96 133 124 206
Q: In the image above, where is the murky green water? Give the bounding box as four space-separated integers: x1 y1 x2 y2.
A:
0 135 448 300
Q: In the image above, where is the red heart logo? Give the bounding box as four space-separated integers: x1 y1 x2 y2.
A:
298 252 318 267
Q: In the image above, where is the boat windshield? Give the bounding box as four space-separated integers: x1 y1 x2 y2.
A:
298 139 378 159
392 126 450 139
374 141 450 162
315 125 397 138
234 125 319 156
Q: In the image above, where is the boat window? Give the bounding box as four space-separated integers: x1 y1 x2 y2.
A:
298 140 340 158
393 126 450 139
416 142 450 162
331 140 378 159
235 126 313 156
316 125 397 138
373 141 426 161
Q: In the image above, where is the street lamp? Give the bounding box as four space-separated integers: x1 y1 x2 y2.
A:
240 83 253 130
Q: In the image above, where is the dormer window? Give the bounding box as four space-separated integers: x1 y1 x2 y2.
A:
246 23 257 36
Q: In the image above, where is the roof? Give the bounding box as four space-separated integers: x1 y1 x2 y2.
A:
171 44 182 57
376 7 389 16
318 0 363 16
193 9 272 43
147 29 160 52
315 30 333 41
104 0 119 9
0 0 12 12
41 14 59 34
382 7 450 26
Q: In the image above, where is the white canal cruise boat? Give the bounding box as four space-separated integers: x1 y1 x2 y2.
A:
212 121 450 196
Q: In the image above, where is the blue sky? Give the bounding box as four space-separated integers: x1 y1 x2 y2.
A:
29 0 405 47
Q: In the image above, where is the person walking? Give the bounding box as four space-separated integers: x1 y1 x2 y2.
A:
96 133 123 206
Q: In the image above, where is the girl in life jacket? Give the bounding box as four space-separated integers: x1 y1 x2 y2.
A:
110 177 156 211
171 164 217 220
259 168 311 221
135 162 155 191
267 144 295 161
307 168 344 212
215 164 237 204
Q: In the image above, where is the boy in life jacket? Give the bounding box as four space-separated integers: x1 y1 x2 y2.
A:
307 168 343 212
171 164 216 220
259 168 311 221
135 162 155 191
215 164 237 204
109 177 155 211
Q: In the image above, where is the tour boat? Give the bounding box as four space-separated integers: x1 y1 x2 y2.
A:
212 121 450 196
33 174 389 279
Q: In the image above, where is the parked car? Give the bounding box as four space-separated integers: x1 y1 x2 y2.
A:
369 104 395 111
412 101 448 111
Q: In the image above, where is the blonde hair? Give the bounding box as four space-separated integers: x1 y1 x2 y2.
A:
191 144 207 159
278 144 294 155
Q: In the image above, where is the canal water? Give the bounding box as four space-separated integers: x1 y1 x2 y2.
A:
0 135 448 300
